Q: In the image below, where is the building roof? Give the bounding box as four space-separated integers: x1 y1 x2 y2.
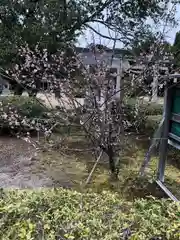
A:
75 47 132 57
75 47 131 70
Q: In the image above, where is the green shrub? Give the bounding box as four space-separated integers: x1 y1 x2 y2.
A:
0 96 82 135
0 96 47 118
0 96 49 134
124 99 163 134
125 98 163 116
145 115 162 134
0 189 179 239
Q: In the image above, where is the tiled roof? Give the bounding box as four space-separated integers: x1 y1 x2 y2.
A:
75 47 132 57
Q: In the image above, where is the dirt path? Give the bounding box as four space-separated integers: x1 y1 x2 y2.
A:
0 138 53 188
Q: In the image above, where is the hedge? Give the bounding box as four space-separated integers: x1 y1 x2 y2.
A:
145 115 162 134
0 189 179 240
124 99 163 134
0 96 47 118
125 98 163 116
0 96 50 134
0 96 165 135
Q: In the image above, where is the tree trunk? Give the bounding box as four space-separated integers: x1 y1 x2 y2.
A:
107 145 117 180
14 86 23 95
54 89 61 98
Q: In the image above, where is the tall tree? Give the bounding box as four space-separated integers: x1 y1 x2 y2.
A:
0 0 82 66
172 31 180 67
0 0 178 95
0 0 177 65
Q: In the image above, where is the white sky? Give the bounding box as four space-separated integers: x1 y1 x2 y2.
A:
77 5 180 48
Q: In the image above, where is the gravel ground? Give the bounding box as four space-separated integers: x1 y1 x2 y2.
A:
0 92 85 188
0 137 53 188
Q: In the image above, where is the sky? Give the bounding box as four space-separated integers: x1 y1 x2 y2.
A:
77 5 180 49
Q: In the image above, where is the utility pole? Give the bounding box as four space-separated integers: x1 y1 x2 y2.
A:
151 63 159 102
115 57 123 100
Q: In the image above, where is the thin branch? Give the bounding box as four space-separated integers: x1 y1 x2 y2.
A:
68 0 114 37
85 23 128 42
85 150 103 185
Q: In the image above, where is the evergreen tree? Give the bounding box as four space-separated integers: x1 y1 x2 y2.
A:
172 31 180 67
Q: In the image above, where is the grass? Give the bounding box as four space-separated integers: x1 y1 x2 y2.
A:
31 133 180 201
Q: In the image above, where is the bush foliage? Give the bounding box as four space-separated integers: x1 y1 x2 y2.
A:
0 96 50 134
125 99 163 116
124 99 163 133
0 96 163 135
0 189 179 240
145 115 162 133
0 96 46 118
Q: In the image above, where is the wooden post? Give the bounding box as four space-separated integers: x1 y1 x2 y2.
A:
115 57 123 100
131 73 135 87
158 84 173 182
152 63 159 102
